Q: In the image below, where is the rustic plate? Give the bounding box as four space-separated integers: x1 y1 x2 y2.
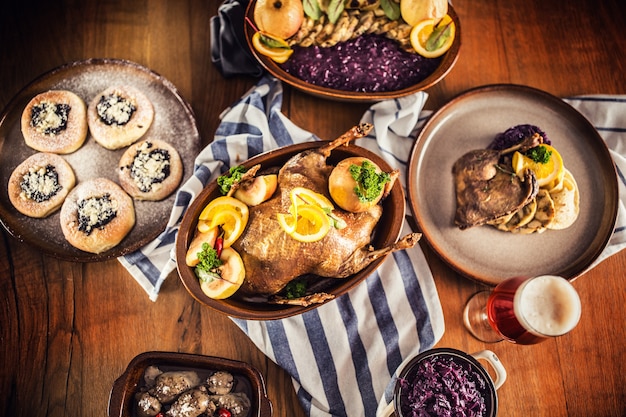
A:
244 1 461 102
175 141 405 320
0 58 200 262
108 351 272 417
407 84 618 285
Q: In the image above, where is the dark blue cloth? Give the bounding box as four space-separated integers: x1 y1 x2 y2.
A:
210 0 264 77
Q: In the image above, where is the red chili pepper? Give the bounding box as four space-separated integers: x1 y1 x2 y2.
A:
217 408 232 417
155 413 164 417
214 230 224 258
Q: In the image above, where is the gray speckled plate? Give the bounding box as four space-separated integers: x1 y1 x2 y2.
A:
407 84 618 285
0 59 200 262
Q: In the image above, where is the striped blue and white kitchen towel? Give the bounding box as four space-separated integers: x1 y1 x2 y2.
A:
119 77 626 417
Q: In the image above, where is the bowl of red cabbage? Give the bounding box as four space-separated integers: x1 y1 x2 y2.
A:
382 348 507 417
244 2 461 102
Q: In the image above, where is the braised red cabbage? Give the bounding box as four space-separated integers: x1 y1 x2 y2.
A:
398 355 488 417
280 34 442 93
488 124 550 150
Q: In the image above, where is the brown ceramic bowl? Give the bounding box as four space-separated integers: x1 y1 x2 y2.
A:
244 2 461 102
108 351 272 417
175 141 405 320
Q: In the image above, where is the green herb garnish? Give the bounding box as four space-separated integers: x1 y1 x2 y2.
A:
217 165 247 195
194 242 222 282
349 160 390 203
525 145 552 164
259 33 291 50
284 279 307 299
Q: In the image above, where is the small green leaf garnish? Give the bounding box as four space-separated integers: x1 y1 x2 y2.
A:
525 145 552 164
380 0 400 20
283 279 308 299
217 165 247 195
303 0 323 20
326 0 345 24
194 242 223 282
426 21 453 52
322 207 347 229
259 33 291 50
349 160 391 203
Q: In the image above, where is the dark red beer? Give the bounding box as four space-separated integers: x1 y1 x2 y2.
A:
486 275 581 345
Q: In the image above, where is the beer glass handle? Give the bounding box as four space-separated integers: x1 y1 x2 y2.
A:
472 350 507 390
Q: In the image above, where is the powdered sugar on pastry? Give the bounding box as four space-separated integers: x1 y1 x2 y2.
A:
21 90 88 154
88 85 154 150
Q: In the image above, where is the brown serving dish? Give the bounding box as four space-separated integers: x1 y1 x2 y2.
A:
108 351 273 417
244 1 461 102
175 141 405 320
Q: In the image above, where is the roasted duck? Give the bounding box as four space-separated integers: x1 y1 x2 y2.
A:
453 134 541 229
232 123 420 297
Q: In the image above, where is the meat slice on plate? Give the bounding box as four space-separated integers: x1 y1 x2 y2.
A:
452 135 540 229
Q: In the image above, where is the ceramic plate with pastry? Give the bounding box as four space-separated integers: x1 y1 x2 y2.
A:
0 59 200 261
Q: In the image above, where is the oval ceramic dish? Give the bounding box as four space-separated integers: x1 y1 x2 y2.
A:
407 84 618 285
108 351 273 417
0 59 200 262
244 1 461 102
175 141 405 320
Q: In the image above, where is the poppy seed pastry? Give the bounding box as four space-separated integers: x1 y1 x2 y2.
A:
118 139 183 201
8 152 76 218
88 85 154 150
60 178 135 254
21 90 88 154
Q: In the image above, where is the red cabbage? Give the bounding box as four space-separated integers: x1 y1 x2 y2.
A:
280 34 442 93
488 124 550 151
398 355 488 417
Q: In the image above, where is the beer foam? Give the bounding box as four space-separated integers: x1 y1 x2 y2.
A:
514 275 582 337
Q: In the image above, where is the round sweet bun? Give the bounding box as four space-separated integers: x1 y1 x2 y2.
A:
21 90 88 154
87 85 154 150
60 178 135 254
8 152 76 218
118 139 183 201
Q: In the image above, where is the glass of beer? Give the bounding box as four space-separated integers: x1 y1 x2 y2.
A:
463 275 582 344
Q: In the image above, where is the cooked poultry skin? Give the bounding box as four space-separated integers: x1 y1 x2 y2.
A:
453 134 541 229
232 123 419 296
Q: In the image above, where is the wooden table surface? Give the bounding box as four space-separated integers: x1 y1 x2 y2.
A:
1 1 625 416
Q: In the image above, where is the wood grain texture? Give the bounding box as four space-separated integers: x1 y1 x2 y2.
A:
1 1 625 416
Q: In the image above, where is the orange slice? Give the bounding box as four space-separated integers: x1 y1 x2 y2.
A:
512 145 564 188
410 14 455 58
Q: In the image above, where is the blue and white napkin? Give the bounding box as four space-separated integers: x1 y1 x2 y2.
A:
119 78 626 416
120 76 445 417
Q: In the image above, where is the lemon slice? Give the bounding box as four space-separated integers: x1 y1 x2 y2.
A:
410 14 455 58
198 196 249 246
208 208 246 247
276 212 297 234
251 31 293 63
290 187 334 210
512 145 564 188
199 196 249 223
289 205 331 243
277 204 330 242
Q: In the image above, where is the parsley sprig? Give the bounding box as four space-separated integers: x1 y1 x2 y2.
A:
194 242 222 282
349 161 390 203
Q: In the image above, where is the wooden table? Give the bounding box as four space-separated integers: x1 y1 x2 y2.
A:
1 1 625 416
